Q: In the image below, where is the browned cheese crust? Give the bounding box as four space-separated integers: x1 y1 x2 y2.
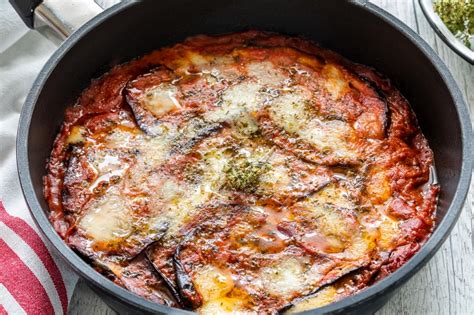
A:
44 31 439 313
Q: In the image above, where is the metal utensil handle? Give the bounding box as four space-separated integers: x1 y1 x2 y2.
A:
9 0 103 43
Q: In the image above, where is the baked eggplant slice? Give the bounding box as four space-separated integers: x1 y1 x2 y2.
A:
67 240 177 307
125 67 183 136
146 203 243 303
113 253 178 306
67 184 169 260
254 107 361 166
172 203 373 313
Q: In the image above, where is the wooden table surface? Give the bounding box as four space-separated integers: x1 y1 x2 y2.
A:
69 0 474 314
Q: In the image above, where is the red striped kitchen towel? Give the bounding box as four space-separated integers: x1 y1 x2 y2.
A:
0 2 79 314
0 203 69 315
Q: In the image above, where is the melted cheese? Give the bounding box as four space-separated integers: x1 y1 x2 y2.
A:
287 286 338 313
79 190 132 242
102 128 143 149
261 257 308 297
305 203 354 242
366 168 392 204
314 182 356 210
195 266 252 314
268 92 357 160
194 266 235 301
322 64 349 100
268 92 311 134
159 148 231 240
377 216 399 250
205 81 262 122
66 125 86 144
140 83 181 117
197 297 248 315
260 162 291 192
203 60 357 162
187 51 210 67
246 61 286 86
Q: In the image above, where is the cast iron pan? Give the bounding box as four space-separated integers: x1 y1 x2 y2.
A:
12 0 473 314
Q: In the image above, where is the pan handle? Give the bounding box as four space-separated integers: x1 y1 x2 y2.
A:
9 0 104 44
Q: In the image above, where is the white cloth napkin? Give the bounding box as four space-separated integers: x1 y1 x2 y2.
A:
0 1 118 313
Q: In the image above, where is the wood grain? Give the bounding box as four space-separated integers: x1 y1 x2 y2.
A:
69 1 474 314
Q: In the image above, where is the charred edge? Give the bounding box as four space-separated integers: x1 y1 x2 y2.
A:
68 242 121 283
121 224 169 261
170 119 223 155
295 176 334 203
268 176 334 208
125 64 176 91
123 88 159 136
69 241 96 263
173 244 203 310
145 246 185 307
277 303 294 314
134 254 180 307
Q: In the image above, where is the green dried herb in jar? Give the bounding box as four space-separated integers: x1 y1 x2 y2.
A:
433 0 474 48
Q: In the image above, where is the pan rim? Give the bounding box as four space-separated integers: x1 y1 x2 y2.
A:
16 1 473 314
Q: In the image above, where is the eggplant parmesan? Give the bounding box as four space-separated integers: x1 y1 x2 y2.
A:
44 31 439 313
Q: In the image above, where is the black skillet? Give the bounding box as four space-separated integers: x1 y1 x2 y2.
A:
11 0 473 314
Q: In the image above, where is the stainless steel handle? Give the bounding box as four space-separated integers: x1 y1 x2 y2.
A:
9 0 121 44
34 0 104 44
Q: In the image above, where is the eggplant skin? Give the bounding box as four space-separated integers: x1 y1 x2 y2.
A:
125 67 177 136
173 246 203 309
44 30 438 312
118 254 178 306
145 246 185 306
